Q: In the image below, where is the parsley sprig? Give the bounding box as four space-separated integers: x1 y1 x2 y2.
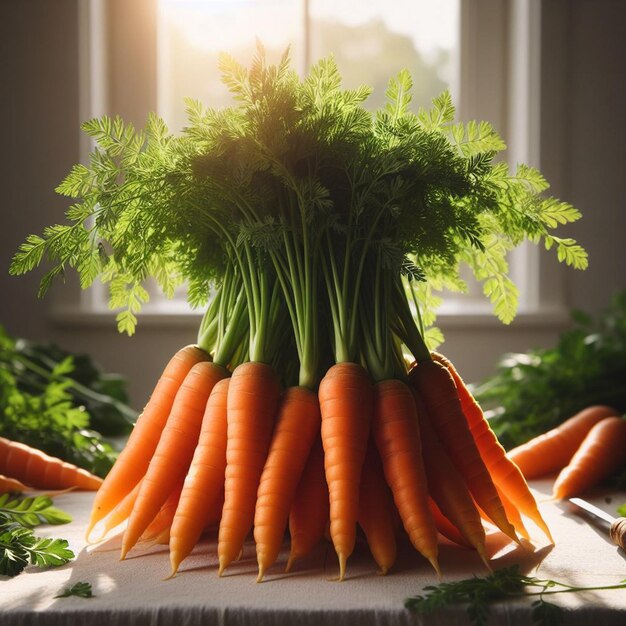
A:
55 581 94 599
0 493 74 578
405 565 626 626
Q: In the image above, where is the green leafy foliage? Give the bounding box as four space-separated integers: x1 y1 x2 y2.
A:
405 565 626 626
617 503 626 517
476 291 626 450
0 493 72 527
0 325 128 477
54 581 94 599
10 47 585 336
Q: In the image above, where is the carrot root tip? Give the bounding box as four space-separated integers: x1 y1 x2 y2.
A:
218 556 228 576
337 553 347 582
285 553 295 573
256 566 265 583
428 556 442 579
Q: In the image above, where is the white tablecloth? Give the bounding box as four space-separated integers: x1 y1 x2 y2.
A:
1 480 625 625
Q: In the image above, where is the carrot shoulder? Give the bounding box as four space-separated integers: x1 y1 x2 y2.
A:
552 416 626 499
254 386 321 581
0 436 102 491
86 344 210 539
121 360 228 559
508 405 618 479
218 361 281 575
371 379 439 575
319 362 373 581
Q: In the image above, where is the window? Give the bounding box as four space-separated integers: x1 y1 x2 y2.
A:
75 0 564 325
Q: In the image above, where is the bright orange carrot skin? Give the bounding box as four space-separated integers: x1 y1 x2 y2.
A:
0 436 102 491
87 345 210 537
93 480 142 543
429 498 471 548
409 360 518 543
141 484 183 543
169 377 230 575
287 435 329 571
508 405 618 479
414 397 488 566
122 361 228 558
358 438 397 575
371 379 439 574
0 474 31 492
431 353 551 543
319 362 373 580
552 416 626 500
218 361 281 574
254 386 321 580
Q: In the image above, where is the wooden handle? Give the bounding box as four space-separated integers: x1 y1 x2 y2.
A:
609 517 626 550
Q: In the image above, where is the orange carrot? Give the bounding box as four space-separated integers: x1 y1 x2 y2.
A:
552 416 626 499
371 379 439 575
357 437 397 575
141 484 183 544
431 352 552 543
319 362 373 580
86 344 210 539
414 395 489 568
217 361 281 575
0 474 31 492
169 377 230 576
91 480 142 543
254 386 321 581
121 361 228 559
429 498 471 548
286 435 329 571
0 436 102 491
508 405 618 479
495 485 530 541
409 360 518 544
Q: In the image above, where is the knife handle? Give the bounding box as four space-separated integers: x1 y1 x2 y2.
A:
609 517 626 550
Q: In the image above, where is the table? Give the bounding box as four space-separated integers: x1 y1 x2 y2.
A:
1 480 625 625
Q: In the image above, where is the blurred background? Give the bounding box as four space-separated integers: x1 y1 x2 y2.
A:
1 0 625 409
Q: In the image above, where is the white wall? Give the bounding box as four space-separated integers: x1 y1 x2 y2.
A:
1 0 625 409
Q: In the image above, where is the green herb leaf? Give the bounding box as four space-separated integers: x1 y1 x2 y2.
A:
0 493 72 527
54 581 94 599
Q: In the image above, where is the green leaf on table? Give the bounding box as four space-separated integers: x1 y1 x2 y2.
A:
54 581 94 599
0 493 72 527
28 536 74 569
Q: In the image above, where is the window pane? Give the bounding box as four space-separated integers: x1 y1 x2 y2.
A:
157 0 306 132
308 0 459 111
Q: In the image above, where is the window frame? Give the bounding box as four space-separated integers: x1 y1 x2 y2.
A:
52 0 570 332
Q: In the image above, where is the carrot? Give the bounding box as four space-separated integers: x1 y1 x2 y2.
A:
357 437 397 575
409 360 519 544
286 435 329 572
169 377 230 577
552 416 626 499
91 480 142 544
507 405 618 479
371 378 439 575
414 395 489 568
495 485 530 541
141 484 183 544
121 360 228 559
319 362 373 581
217 361 281 575
431 352 552 543
0 474 31 492
0 436 102 491
429 498 471 548
254 386 321 581
86 344 210 539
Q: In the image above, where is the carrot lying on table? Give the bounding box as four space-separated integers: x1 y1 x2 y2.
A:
86 344 210 540
254 385 321 581
319 362 373 581
507 405 618 479
0 474 31 493
0 436 102 491
218 361 281 575
552 416 626 500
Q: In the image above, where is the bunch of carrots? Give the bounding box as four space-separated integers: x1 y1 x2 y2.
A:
507 406 626 499
10 48 588 581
